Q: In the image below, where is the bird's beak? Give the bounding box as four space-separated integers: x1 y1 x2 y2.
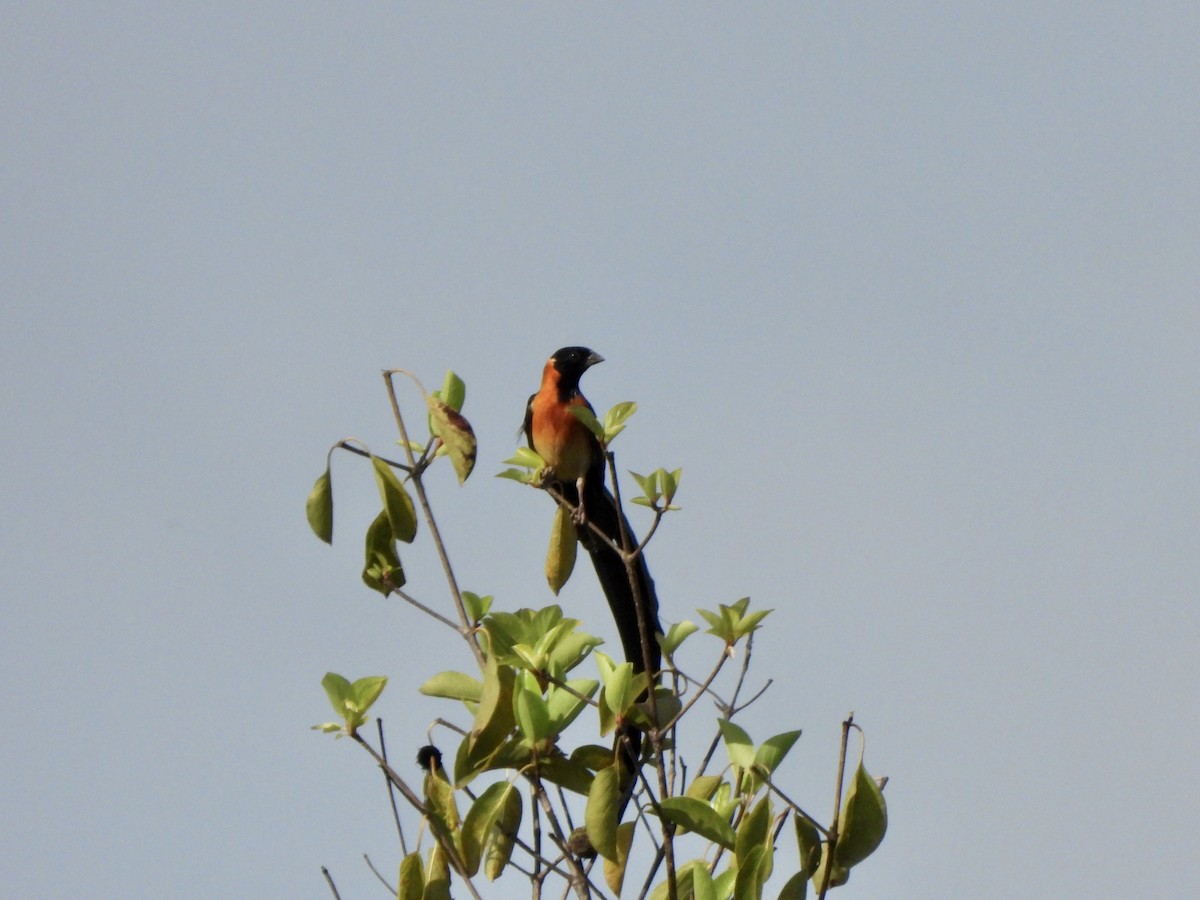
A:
586 351 605 368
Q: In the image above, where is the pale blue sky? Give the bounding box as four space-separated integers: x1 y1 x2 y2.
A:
4 4 1198 898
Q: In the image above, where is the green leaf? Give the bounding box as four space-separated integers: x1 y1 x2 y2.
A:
545 505 578 595
733 844 769 900
501 446 545 469
320 672 385 737
693 862 718 900
460 654 516 779
777 871 809 900
585 764 621 860
427 395 477 484
352 675 387 714
814 846 849 891
398 851 424 900
321 672 353 715
603 821 636 895
371 457 417 542
755 730 802 777
461 591 492 622
424 843 452 899
738 609 772 636
685 774 724 802
305 465 333 543
438 370 466 412
513 676 551 745
833 760 887 870
424 766 460 842
660 467 682 505
571 744 617 772
649 861 698 900
630 469 660 505
794 813 823 879
535 751 595 795
641 687 682 730
483 781 521 880
698 607 733 642
462 781 521 877
547 630 603 674
718 719 756 770
713 867 737 899
602 662 634 719
736 795 772 864
657 797 737 850
546 679 598 734
567 404 605 442
495 467 536 484
419 671 484 703
602 401 637 442
660 620 699 657
362 509 405 594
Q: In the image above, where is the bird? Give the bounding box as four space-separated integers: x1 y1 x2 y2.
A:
523 346 662 679
524 347 663 822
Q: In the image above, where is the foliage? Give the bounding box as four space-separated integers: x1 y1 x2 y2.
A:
307 366 888 898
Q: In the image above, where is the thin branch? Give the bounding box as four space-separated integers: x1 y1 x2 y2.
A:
727 630 756 711
429 717 469 739
504 827 577 883
526 772 598 899
531 778 543 899
730 678 774 716
382 370 485 669
661 653 728 733
541 671 600 708
695 632 757 779
817 714 855 900
630 507 667 559
363 854 396 894
320 866 341 899
394 588 462 632
541 483 623 556
636 846 666 900
352 733 427 814
335 439 412 474
376 718 407 854
763 777 830 838
556 786 576 833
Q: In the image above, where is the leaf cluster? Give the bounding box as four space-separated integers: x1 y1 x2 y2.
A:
305 367 888 899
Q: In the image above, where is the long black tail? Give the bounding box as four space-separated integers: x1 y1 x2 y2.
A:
556 476 661 825
574 477 662 679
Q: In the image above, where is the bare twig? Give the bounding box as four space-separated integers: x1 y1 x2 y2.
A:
731 678 774 716
376 719 407 854
817 714 855 900
335 439 412 473
394 588 462 631
352 733 426 815
363 853 396 894
320 866 341 899
763 777 830 838
695 632 757 779
661 653 728 732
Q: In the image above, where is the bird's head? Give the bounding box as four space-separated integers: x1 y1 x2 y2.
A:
549 346 604 387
